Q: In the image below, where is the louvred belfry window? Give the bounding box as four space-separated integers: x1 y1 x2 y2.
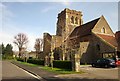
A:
71 16 74 24
75 17 78 24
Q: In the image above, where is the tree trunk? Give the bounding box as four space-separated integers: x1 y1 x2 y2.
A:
19 48 22 58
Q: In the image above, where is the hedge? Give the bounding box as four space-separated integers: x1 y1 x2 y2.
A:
53 60 72 70
27 59 44 66
16 58 24 62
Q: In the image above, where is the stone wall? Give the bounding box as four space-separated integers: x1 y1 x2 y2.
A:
115 31 120 51
79 33 116 64
56 8 83 39
43 33 52 60
38 51 44 60
92 16 114 36
51 35 62 60
56 8 83 60
69 32 116 64
92 33 116 59
79 35 95 64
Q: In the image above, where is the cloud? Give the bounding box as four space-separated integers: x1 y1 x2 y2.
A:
0 3 34 51
1 24 39 51
1 0 120 2
0 3 16 48
41 7 55 13
27 34 36 51
61 1 71 6
1 3 15 22
0 32 14 45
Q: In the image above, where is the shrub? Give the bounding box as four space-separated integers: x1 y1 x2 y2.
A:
29 57 33 59
2 55 13 60
53 60 72 70
16 58 24 62
27 59 44 66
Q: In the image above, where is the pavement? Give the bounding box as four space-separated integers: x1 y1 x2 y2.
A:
11 61 119 81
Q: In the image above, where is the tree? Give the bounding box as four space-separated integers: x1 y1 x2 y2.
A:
34 38 43 58
13 33 28 58
1 43 13 59
4 44 13 56
1 43 5 55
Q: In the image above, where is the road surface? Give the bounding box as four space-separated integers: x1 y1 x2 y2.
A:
2 61 41 81
80 65 119 79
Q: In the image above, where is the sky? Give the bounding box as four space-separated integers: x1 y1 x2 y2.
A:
1 1 119 51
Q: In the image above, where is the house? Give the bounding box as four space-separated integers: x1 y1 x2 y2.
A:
29 51 44 59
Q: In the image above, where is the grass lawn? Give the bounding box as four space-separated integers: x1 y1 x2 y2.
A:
17 61 84 74
39 66 84 74
17 61 39 67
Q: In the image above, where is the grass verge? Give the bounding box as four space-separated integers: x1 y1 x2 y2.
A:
17 61 39 67
17 61 84 74
39 66 84 74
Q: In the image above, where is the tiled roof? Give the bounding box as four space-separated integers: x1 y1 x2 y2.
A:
70 17 100 38
96 34 118 47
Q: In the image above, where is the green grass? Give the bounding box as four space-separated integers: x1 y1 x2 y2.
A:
17 61 39 67
17 61 84 74
39 66 84 74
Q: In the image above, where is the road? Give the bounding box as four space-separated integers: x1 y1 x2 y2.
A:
2 61 41 81
1 61 119 81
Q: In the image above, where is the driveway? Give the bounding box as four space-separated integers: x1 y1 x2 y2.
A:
80 65 119 79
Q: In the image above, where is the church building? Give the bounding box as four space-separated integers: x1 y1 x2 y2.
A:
43 8 119 64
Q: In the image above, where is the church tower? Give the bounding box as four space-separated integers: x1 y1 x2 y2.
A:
56 8 83 39
56 8 83 60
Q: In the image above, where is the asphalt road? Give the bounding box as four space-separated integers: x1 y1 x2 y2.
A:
1 61 119 81
2 61 41 81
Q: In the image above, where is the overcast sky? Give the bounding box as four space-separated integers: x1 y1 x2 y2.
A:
1 1 119 51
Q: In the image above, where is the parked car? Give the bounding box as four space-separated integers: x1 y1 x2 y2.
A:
116 58 120 66
91 58 117 68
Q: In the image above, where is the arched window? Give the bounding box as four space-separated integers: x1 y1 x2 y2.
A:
71 16 74 24
96 44 100 51
101 27 106 33
75 17 78 24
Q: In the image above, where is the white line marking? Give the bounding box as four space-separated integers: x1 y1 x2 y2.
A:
11 62 46 81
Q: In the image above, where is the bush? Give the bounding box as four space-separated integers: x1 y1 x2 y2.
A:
16 58 24 62
53 60 72 70
29 57 33 59
2 55 13 60
27 59 44 66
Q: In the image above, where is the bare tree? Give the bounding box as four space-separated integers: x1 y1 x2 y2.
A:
13 33 28 58
34 38 43 58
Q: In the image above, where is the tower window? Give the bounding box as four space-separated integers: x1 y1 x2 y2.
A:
71 16 74 24
75 17 78 24
101 27 106 33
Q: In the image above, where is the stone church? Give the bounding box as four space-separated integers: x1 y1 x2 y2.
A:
43 8 120 64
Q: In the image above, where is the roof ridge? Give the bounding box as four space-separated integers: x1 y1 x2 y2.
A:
81 17 100 26
96 33 115 37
